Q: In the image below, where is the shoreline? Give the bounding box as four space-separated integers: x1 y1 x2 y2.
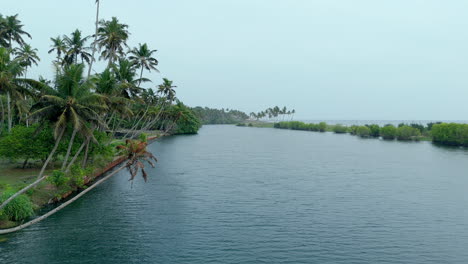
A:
0 134 163 233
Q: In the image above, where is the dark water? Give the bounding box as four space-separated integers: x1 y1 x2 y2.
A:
2 125 468 263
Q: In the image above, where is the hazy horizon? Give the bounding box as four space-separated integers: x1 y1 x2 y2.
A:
3 0 468 120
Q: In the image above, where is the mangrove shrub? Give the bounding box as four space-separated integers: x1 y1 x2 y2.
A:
356 126 371 137
380 125 397 140
431 123 468 146
333 124 348 134
396 126 421 141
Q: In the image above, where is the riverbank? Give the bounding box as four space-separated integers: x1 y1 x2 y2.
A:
0 132 163 230
265 121 467 146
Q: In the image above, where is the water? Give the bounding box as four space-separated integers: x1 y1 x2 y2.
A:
2 125 468 263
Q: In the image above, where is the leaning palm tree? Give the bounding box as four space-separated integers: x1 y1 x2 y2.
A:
63 29 92 65
0 14 31 49
96 17 129 68
157 78 177 103
30 63 107 178
128 43 159 86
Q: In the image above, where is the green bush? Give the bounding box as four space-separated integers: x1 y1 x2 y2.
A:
380 125 397 140
356 126 371 137
236 123 246 127
396 125 421 141
349 125 359 135
318 122 327 132
47 170 70 187
431 123 468 146
333 124 348 134
366 124 380 137
0 190 34 222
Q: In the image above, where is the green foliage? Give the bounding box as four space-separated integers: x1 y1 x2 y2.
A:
69 164 93 188
191 106 249 124
236 123 246 127
0 124 55 162
47 170 70 187
396 125 421 141
333 124 348 134
356 126 371 137
366 124 380 137
318 122 327 132
138 133 148 143
431 123 468 146
380 125 397 140
349 125 359 135
0 190 34 221
170 102 202 134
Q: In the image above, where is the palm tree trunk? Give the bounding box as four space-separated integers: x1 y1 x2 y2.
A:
0 163 127 235
0 96 5 132
38 127 65 179
0 175 48 211
7 91 12 133
65 140 87 173
62 129 78 170
87 0 100 78
138 66 144 86
82 137 91 168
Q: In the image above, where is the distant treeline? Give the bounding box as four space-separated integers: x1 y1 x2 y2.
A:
191 107 249 124
273 121 468 147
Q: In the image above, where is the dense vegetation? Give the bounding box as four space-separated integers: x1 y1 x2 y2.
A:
274 121 468 146
191 107 248 124
250 106 296 121
0 9 201 225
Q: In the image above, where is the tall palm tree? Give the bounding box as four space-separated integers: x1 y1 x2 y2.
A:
0 47 34 132
157 78 177 102
128 43 159 85
0 14 31 49
63 29 92 65
30 64 107 178
14 43 40 78
88 0 101 78
48 36 67 63
96 17 129 68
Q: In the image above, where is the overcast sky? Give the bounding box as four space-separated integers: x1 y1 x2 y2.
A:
3 0 468 120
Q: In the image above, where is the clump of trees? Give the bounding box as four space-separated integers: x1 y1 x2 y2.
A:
0 8 202 226
431 123 468 146
191 107 248 124
251 106 295 122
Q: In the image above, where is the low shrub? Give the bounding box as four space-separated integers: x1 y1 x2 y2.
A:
431 123 468 146
396 125 421 141
318 122 327 132
356 126 371 137
333 124 348 134
366 124 380 137
0 190 34 222
380 125 397 140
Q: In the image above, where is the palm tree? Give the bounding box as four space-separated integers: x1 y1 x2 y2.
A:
113 58 148 99
63 29 92 65
30 64 107 178
48 36 67 63
14 44 40 77
0 47 33 132
0 14 31 49
128 43 159 86
117 139 157 185
96 17 129 68
157 78 177 102
88 0 101 78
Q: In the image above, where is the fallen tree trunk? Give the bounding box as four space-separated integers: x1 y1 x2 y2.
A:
0 164 127 235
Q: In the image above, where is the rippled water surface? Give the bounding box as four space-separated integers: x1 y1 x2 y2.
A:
2 125 468 263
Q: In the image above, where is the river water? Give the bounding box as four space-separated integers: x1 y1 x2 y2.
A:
1 125 468 263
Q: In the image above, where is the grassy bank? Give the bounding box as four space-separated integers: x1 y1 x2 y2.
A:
271 121 468 146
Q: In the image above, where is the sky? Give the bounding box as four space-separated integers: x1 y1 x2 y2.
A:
3 0 468 120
